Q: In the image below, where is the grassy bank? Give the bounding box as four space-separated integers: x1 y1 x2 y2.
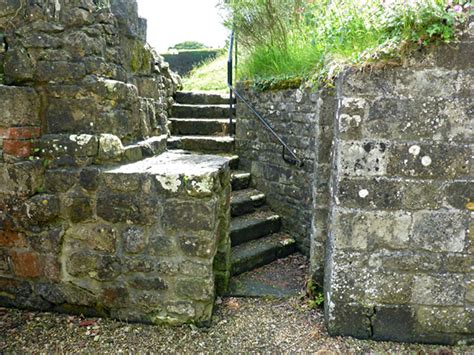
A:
221 0 472 87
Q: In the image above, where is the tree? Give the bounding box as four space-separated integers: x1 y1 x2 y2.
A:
169 41 207 50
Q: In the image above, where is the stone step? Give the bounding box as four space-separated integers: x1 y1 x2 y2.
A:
231 233 296 276
175 91 232 105
167 136 235 153
231 189 266 217
169 118 232 136
172 104 233 119
230 210 281 247
231 170 250 191
227 155 240 170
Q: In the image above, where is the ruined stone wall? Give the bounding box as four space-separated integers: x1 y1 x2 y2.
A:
0 0 232 325
325 43 473 344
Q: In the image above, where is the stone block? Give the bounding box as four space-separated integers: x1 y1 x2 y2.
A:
412 210 468 253
63 189 94 223
334 210 411 251
29 227 64 254
40 134 99 159
123 226 147 254
66 252 121 281
178 235 216 259
162 200 215 233
97 134 124 162
66 224 117 253
387 143 471 180
4 47 35 84
102 287 130 308
0 161 44 196
375 251 442 272
415 306 472 334
36 61 86 83
97 190 156 225
147 234 175 257
45 169 79 193
338 141 389 177
79 167 100 191
129 277 168 291
326 302 373 339
102 172 142 192
25 194 60 224
443 254 473 273
444 181 474 210
372 306 415 342
412 274 465 306
365 273 413 304
0 85 40 127
337 178 403 210
401 180 445 210
176 278 214 302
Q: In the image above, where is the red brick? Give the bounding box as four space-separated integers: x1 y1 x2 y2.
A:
6 127 41 140
3 140 33 158
0 128 7 139
0 230 28 248
10 251 42 278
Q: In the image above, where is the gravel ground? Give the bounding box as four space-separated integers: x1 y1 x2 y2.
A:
1 298 473 353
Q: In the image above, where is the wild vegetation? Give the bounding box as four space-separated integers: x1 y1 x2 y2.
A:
220 0 472 88
181 53 228 92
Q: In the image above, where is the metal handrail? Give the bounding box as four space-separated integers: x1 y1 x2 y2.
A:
227 30 304 168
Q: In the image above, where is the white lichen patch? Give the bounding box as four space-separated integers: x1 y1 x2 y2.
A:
189 175 214 195
156 174 181 193
359 189 369 198
421 156 432 167
409 145 421 156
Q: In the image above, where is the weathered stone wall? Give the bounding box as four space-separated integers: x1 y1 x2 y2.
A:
0 0 232 325
235 86 335 281
163 49 221 76
236 22 473 344
325 27 473 344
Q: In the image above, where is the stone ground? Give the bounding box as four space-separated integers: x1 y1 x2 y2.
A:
1 255 473 353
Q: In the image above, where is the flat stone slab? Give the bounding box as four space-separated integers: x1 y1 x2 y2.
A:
106 150 230 176
227 253 308 298
104 150 231 197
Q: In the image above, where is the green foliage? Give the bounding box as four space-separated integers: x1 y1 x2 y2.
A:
221 0 472 86
170 41 207 50
182 54 228 92
306 278 324 309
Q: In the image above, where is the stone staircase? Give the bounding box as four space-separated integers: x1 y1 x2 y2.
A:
168 91 296 282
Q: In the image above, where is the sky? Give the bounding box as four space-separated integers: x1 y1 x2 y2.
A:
137 0 229 53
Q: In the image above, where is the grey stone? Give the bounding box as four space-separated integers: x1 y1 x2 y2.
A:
412 211 468 253
123 226 147 254
129 277 167 291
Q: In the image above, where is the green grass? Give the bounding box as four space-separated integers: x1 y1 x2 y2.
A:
181 54 228 92
223 0 472 87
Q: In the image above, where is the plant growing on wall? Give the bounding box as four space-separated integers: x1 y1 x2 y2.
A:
220 0 472 86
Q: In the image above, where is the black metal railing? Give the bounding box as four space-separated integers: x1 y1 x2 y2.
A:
227 30 304 168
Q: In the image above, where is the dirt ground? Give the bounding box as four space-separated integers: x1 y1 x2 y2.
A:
1 297 472 353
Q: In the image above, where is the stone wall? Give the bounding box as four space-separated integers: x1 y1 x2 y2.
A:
0 0 232 325
235 22 473 344
324 31 473 344
235 86 335 282
163 49 221 76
